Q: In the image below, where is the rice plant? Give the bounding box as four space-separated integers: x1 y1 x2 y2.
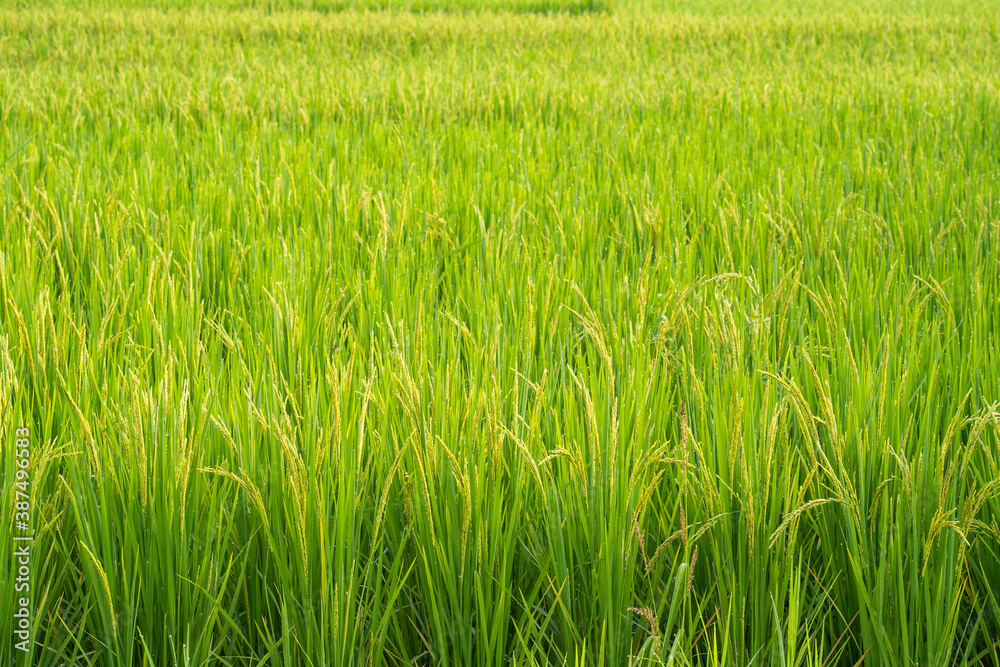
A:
1 1 999 665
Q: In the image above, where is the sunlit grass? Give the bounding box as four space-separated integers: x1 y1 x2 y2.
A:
1 2 999 666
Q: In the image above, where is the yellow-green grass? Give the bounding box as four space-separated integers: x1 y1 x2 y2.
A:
1 3 999 666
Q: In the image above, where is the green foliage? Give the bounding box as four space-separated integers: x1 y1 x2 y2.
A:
1 2 999 665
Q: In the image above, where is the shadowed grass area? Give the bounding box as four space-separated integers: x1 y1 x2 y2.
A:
1 3 999 666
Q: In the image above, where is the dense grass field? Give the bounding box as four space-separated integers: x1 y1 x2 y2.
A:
2 1 1000 665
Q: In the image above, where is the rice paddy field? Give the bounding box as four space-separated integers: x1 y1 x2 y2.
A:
2 0 1000 665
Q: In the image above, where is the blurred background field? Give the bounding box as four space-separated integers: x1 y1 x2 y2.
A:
1 1 1000 666
2 0 999 14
